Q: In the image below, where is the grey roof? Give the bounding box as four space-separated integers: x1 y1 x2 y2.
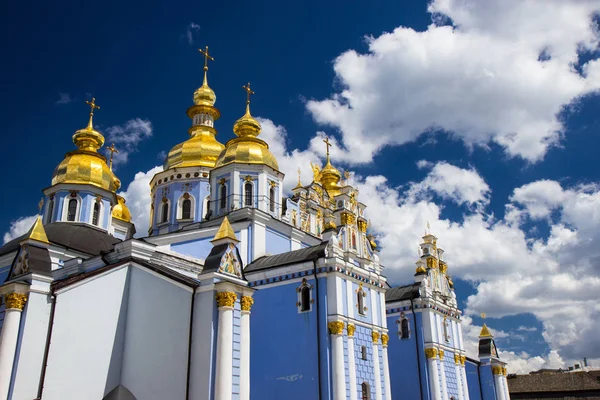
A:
245 243 327 273
508 371 600 394
103 385 137 400
0 222 121 257
8 244 52 279
385 283 421 302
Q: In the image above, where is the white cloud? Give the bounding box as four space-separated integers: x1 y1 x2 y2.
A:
517 325 538 332
3 215 38 244
306 0 600 163
105 118 153 168
186 22 200 45
118 166 162 237
55 93 74 105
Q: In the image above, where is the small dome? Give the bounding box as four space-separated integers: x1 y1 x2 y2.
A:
233 106 261 138
52 150 119 192
215 137 279 170
112 195 132 222
194 83 216 107
416 265 427 274
165 131 225 169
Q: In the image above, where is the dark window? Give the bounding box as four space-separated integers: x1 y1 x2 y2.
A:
269 186 276 212
357 291 365 315
220 185 227 209
161 202 169 223
46 198 54 224
361 382 370 400
352 232 357 249
401 318 410 339
92 202 100 225
244 182 253 207
361 346 367 360
300 286 310 311
182 199 192 219
67 199 78 222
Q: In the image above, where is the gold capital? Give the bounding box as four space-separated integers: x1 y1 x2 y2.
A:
241 295 254 311
381 334 389 347
425 348 438 359
439 349 445 360
460 355 466 366
454 353 460 364
492 365 503 375
371 331 380 343
4 293 27 310
347 324 356 337
215 291 236 308
502 366 507 375
328 321 344 335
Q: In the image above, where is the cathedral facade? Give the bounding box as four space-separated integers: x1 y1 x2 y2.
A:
0 49 510 400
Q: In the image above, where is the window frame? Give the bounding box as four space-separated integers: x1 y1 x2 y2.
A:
160 199 170 224
63 195 81 222
92 200 101 226
244 181 253 207
399 317 410 339
220 184 227 210
269 185 276 212
296 278 314 313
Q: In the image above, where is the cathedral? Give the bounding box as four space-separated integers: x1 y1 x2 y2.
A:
0 47 511 400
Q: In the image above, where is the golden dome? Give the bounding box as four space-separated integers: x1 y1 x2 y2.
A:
112 195 132 222
193 75 216 107
416 265 427 274
320 157 342 196
52 99 120 192
215 87 279 170
165 128 225 169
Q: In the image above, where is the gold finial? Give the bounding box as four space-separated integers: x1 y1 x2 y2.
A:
107 143 119 171
242 81 255 105
198 45 214 85
297 168 302 186
85 97 100 129
38 197 44 214
481 312 486 319
323 136 333 157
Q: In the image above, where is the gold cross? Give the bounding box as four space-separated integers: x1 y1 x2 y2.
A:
198 45 214 71
107 143 119 170
297 168 302 186
323 136 332 156
242 82 254 104
85 98 100 129
38 197 44 213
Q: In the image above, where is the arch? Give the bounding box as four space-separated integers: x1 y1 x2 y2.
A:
297 278 313 313
352 231 357 249
220 185 227 210
269 186 276 212
160 200 170 224
203 195 210 220
244 181 253 207
400 318 410 339
64 196 81 222
361 382 370 400
92 200 101 226
177 194 195 220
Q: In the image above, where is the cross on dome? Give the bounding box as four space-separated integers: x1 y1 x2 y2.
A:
107 143 119 170
198 45 214 71
85 97 100 129
242 82 255 105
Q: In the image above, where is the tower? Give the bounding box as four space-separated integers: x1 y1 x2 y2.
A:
209 83 283 219
44 98 134 239
149 46 225 235
478 321 511 400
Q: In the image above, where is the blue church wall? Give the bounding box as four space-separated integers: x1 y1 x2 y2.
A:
265 228 291 256
386 311 424 400
171 236 215 260
317 276 332 400
465 360 483 400
478 363 496 400
250 278 320 400
353 325 377 400
443 355 459 398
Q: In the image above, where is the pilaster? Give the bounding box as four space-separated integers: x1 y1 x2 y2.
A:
381 334 391 399
425 348 441 400
347 324 358 400
371 331 382 400
239 295 253 400
328 321 346 400
215 291 236 400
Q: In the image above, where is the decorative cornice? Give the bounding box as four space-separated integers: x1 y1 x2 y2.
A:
371 330 380 343
328 321 344 335
215 291 237 308
241 295 254 311
347 324 356 337
381 334 389 347
4 292 27 310
425 348 438 359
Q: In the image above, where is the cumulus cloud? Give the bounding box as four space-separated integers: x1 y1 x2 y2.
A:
105 118 153 168
118 166 162 237
3 215 38 244
306 0 600 163
185 22 200 45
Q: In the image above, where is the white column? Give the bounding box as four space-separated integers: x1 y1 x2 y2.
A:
240 296 253 400
502 370 510 400
454 355 464 400
372 331 383 400
381 335 392 399
347 325 358 400
0 292 27 400
215 292 236 400
439 351 449 400
329 321 346 400
461 357 470 400
493 367 505 400
426 349 442 400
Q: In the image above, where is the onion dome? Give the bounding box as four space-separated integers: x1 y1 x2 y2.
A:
165 47 225 169
319 137 342 196
52 98 120 192
112 195 132 222
215 83 279 170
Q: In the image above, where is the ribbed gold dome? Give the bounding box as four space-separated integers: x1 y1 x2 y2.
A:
165 128 225 169
320 156 342 196
112 195 132 222
193 80 216 107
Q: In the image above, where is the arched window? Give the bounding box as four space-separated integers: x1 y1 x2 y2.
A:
92 201 100 226
300 286 310 312
269 186 276 212
182 199 192 219
45 197 54 224
244 182 253 207
361 382 370 400
161 201 169 224
361 346 367 361
67 199 78 222
220 185 227 210
357 291 365 315
400 318 410 339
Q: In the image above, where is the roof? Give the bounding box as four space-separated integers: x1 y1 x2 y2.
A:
480 323 493 337
245 243 327 273
0 222 121 257
15 244 52 277
385 283 421 302
508 371 600 394
211 216 238 242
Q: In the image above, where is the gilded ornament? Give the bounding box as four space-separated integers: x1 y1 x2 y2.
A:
357 220 368 233
454 354 460 364
219 178 227 185
439 262 447 274
425 348 438 359
341 212 356 225
244 175 253 182
502 367 507 375
328 321 344 335
371 331 380 343
492 366 503 375
241 296 254 311
460 355 466 366
381 334 389 347
215 291 237 308
347 324 356 337
439 349 445 359
4 292 27 310
427 257 438 269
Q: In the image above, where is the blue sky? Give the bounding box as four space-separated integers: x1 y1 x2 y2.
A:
2 0 600 372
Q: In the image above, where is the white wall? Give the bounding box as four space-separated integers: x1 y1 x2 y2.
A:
189 290 217 399
43 267 130 400
120 267 192 400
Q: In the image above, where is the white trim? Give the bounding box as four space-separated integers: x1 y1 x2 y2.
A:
62 195 82 222
159 198 171 224
90 198 103 227
177 193 196 220
296 278 314 313
243 180 254 208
